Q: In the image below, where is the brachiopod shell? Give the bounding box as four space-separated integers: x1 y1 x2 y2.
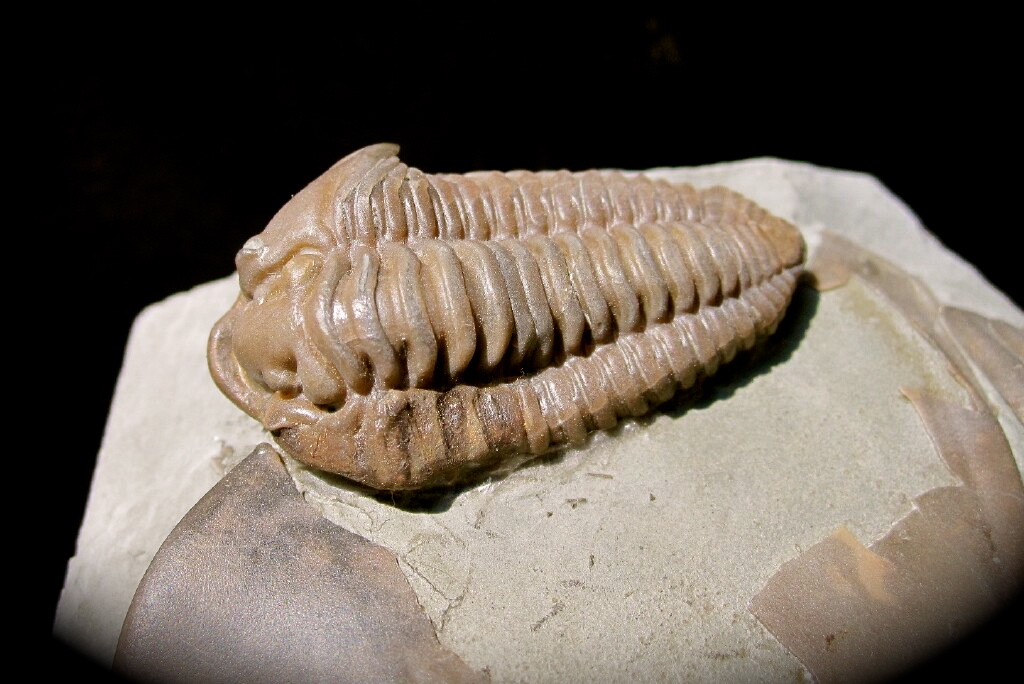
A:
208 144 805 490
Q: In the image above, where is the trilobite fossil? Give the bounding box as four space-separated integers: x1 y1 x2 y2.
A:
209 144 806 491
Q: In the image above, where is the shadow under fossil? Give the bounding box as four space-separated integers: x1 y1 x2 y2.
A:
301 275 820 514
675 274 820 414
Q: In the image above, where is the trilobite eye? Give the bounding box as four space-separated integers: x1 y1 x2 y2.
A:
262 367 299 397
250 276 285 306
283 251 323 287
247 250 325 306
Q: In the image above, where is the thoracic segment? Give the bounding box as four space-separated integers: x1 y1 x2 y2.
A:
334 152 800 257
275 267 800 490
318 214 794 398
342 156 714 243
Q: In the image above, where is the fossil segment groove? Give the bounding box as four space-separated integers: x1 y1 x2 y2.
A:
209 144 806 490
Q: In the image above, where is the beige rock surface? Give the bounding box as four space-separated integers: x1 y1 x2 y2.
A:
54 159 1024 681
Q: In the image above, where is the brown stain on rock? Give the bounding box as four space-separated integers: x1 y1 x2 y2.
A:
114 444 485 684
754 231 1024 684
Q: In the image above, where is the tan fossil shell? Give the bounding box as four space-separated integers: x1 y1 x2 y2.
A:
208 144 806 491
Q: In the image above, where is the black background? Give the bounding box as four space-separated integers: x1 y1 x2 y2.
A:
33 11 1018 681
